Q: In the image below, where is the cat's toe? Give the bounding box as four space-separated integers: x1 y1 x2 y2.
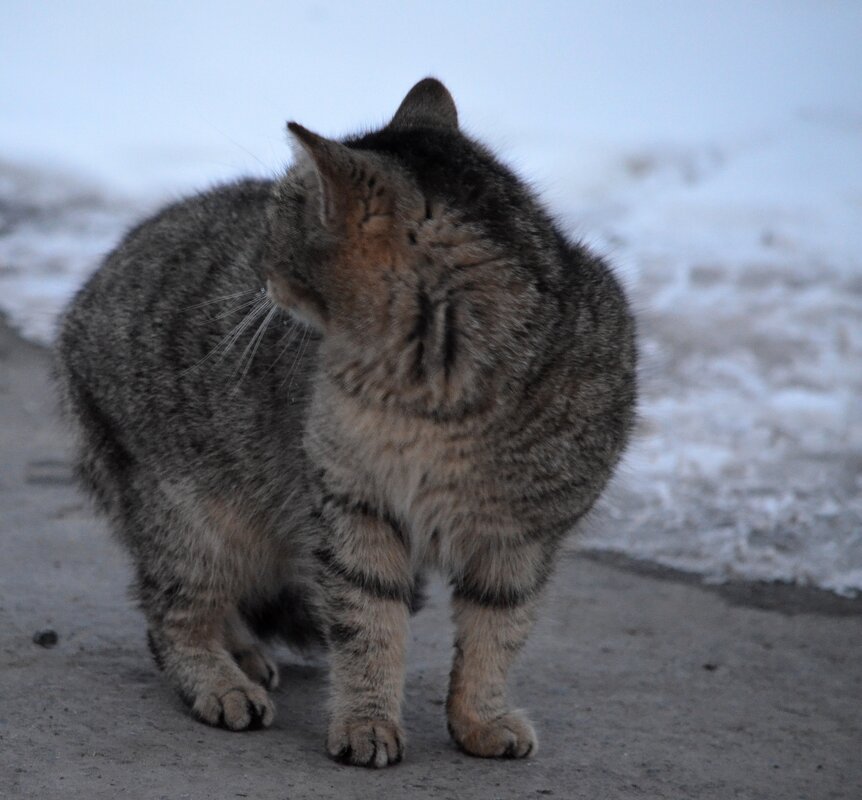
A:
192 684 275 731
448 711 537 759
327 719 405 768
233 647 280 690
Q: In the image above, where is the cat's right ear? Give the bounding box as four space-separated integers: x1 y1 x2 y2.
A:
288 122 363 231
389 77 458 132
287 122 397 237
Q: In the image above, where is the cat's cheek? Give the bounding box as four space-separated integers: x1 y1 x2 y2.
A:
266 278 327 333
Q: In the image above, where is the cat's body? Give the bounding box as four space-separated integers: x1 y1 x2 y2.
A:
55 79 636 766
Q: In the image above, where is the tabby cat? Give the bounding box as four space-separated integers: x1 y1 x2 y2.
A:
55 78 637 767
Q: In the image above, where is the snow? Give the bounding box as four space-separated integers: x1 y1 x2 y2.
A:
1 1 860 594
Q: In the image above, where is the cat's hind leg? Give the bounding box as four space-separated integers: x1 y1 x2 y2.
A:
134 496 278 731
223 607 280 691
145 596 276 731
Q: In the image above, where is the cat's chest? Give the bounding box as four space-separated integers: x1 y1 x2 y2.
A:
312 394 507 546
371 422 475 522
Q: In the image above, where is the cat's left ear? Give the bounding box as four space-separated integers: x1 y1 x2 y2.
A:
389 77 458 132
287 122 391 234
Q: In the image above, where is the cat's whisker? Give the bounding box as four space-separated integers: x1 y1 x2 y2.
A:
223 297 271 345
208 123 272 173
265 321 302 374
284 327 312 392
204 300 267 366
181 296 271 376
211 295 262 321
220 298 272 360
183 288 261 311
232 303 279 387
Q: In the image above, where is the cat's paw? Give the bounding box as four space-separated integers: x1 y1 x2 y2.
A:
448 711 537 759
232 646 280 690
191 683 275 731
327 719 405 768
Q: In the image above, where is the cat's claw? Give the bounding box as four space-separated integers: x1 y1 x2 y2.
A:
448 711 537 759
327 719 405 768
192 684 275 731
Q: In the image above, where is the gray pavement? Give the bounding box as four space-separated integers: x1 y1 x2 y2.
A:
1 318 860 800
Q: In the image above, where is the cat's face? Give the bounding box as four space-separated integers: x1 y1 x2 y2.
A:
265 79 551 416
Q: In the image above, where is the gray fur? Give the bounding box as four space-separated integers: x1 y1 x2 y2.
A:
55 78 637 766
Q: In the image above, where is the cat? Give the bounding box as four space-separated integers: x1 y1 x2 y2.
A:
55 78 637 767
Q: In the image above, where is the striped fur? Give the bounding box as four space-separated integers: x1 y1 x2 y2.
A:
55 78 636 766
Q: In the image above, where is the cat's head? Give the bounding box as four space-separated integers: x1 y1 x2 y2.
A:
265 78 562 419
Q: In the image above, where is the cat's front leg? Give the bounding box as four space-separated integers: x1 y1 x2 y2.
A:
314 498 413 768
446 539 554 759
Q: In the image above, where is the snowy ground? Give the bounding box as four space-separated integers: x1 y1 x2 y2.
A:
582 115 862 596
1 1 860 594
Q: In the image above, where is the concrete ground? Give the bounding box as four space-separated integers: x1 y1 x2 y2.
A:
1 317 860 800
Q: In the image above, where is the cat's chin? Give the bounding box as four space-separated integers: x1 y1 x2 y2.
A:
286 307 320 332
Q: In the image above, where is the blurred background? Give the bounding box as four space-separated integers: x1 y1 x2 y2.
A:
1 0 860 594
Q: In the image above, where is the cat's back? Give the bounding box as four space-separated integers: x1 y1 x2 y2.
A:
54 177 313 493
62 178 273 351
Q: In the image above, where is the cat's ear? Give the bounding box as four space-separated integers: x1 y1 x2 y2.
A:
287 122 387 233
389 77 458 132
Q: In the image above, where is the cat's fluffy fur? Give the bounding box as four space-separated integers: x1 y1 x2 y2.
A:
55 79 637 767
